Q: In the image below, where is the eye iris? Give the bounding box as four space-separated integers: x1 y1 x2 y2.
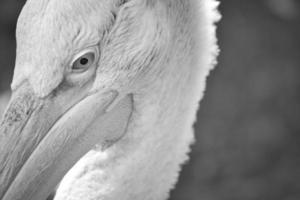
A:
80 57 89 65
72 51 96 72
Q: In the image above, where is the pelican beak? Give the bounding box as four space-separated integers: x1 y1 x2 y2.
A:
0 82 133 200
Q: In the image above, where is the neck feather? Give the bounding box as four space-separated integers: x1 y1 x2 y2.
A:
55 1 220 200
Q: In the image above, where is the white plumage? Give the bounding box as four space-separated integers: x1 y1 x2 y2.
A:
55 1 220 199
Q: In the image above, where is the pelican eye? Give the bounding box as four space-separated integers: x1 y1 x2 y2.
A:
71 51 96 73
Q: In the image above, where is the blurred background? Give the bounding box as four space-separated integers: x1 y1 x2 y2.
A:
0 0 299 200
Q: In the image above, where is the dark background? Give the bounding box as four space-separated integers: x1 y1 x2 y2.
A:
0 0 299 200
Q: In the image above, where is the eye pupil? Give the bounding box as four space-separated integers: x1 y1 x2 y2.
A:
71 51 97 72
80 58 89 65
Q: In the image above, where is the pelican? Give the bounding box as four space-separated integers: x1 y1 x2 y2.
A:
0 0 220 200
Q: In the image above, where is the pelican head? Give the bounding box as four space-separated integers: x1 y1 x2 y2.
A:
0 0 220 200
